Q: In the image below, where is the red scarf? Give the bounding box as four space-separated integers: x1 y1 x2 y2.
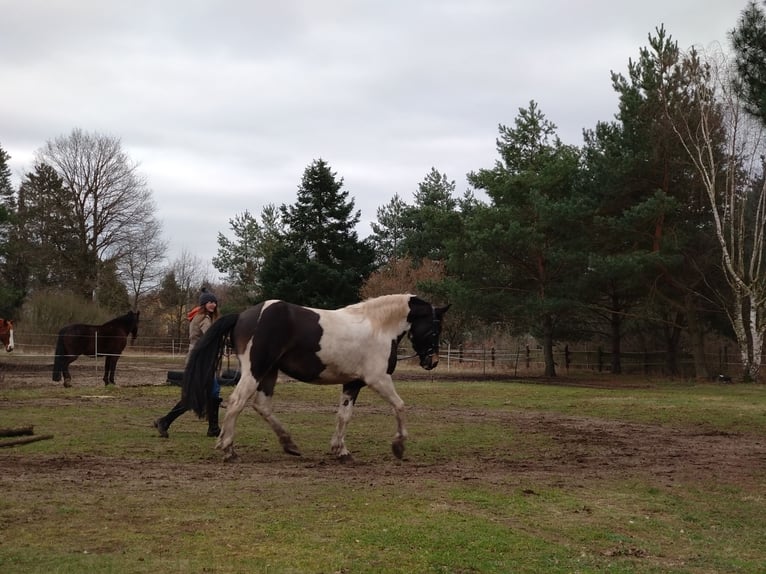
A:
187 306 202 321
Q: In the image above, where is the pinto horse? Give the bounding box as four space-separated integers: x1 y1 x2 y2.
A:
52 311 139 387
182 294 449 462
0 318 14 352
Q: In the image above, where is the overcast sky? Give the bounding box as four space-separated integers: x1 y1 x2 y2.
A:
1 1 747 275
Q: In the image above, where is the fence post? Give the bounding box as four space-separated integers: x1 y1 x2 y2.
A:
597 347 603 372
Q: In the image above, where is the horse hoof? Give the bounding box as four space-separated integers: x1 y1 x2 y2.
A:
280 436 301 456
283 445 302 457
153 419 169 438
391 440 405 460
63 381 71 388
338 453 354 464
223 450 239 463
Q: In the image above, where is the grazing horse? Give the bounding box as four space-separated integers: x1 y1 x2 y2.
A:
182 294 449 462
0 319 14 352
52 311 140 387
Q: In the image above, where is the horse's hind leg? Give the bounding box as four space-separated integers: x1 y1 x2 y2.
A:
251 383 300 457
331 380 366 461
62 360 73 388
217 372 258 461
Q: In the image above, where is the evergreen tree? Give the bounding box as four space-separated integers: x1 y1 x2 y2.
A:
369 193 407 265
213 205 283 304
400 168 461 261
0 144 21 315
15 163 76 290
0 144 13 227
260 159 375 308
731 1 766 122
600 27 723 377
451 101 591 377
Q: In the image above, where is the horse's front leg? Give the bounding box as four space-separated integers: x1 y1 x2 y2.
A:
103 356 116 385
331 380 366 461
367 376 407 459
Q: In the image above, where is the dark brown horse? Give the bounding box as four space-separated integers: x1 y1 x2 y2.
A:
182 294 448 462
52 311 139 387
0 318 14 352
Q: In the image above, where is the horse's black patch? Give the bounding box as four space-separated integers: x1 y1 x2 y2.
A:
235 301 326 393
342 380 366 405
387 333 406 374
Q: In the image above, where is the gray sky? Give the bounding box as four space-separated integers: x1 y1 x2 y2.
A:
1 0 746 272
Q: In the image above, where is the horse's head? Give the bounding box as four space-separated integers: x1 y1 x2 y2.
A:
0 319 15 352
407 299 449 370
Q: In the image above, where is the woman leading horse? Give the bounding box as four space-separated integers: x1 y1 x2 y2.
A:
181 294 448 462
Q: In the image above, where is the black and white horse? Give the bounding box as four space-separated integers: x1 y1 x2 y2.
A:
182 294 449 462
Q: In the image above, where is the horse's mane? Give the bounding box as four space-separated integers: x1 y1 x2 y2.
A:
103 311 139 328
345 294 413 332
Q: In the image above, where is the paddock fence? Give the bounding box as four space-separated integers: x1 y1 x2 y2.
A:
0 330 750 381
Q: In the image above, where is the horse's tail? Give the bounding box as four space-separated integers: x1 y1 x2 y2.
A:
182 313 240 418
52 332 66 381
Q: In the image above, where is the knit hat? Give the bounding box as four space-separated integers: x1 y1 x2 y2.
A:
199 291 218 306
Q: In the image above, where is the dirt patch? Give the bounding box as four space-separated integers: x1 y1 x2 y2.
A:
2 361 764 492
2 416 764 492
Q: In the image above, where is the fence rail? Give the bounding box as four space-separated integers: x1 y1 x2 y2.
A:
441 344 747 378
2 328 754 379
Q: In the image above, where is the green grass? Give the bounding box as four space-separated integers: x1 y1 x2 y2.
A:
1 378 765 573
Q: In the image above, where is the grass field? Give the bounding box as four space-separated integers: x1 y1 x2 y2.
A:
1 370 765 573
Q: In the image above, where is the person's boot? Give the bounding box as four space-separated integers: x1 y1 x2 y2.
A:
153 400 186 438
206 396 222 437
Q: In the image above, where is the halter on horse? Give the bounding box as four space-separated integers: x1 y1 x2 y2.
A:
0 319 14 352
182 294 449 462
52 311 140 387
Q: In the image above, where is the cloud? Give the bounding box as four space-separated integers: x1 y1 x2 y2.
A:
1 0 745 270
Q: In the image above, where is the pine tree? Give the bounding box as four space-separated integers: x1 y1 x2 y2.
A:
261 159 375 308
731 1 766 122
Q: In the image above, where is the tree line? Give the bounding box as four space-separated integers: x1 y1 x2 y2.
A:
1 4 765 381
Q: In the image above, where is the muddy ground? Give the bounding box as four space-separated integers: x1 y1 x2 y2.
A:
1 359 764 492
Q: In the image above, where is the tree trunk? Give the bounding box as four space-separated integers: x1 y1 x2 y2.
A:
610 304 622 375
684 293 709 380
743 296 764 382
663 311 683 376
542 313 556 377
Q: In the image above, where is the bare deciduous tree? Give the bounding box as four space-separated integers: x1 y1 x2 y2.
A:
666 47 766 381
36 128 159 303
120 217 168 309
159 250 211 342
